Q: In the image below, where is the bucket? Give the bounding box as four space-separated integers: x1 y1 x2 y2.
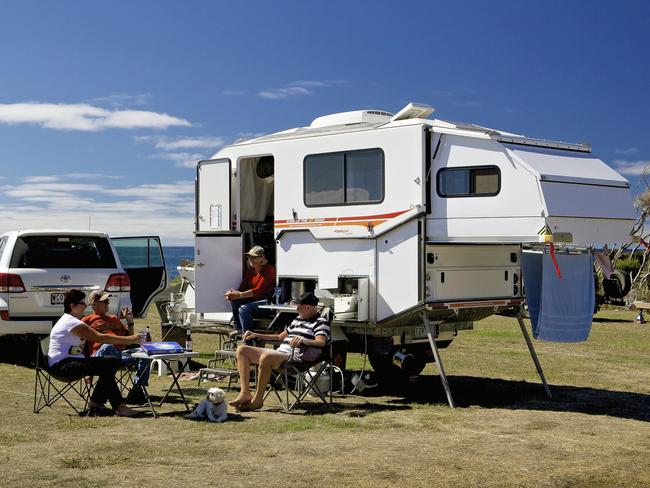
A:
304 367 330 396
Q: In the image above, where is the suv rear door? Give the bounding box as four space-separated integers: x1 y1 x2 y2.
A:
111 236 167 317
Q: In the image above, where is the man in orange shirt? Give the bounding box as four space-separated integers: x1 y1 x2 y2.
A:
224 245 276 344
82 290 150 404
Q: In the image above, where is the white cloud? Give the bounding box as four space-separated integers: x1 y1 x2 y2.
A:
0 180 195 245
257 80 346 100
135 135 225 151
86 93 152 107
22 173 124 183
258 86 313 100
0 102 191 131
152 152 207 168
616 147 639 156
614 159 650 176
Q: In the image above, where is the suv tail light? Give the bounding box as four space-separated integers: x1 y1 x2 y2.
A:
0 273 27 293
105 273 131 292
0 310 9 321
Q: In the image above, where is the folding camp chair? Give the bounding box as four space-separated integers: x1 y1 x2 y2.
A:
33 337 95 415
265 341 339 411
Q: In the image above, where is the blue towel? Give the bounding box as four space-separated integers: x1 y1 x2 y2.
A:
521 251 543 337
523 251 594 342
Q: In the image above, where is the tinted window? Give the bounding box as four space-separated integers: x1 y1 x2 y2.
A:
10 236 117 268
304 153 344 205
112 238 164 269
304 148 383 206
437 166 500 197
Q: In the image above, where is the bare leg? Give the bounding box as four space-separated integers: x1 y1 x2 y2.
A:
246 351 289 410
230 345 266 406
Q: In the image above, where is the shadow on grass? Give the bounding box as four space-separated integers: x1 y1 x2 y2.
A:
386 375 650 422
592 317 635 323
0 336 41 367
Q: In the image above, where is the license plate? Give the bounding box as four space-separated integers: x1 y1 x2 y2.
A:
51 293 65 305
413 326 428 339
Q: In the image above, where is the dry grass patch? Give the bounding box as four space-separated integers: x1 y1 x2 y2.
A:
1 310 649 487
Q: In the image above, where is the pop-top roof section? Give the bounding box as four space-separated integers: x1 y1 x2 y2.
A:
309 109 393 128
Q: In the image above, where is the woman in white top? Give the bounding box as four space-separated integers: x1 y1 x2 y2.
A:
48 289 143 417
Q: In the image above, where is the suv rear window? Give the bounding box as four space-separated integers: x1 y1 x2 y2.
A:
10 236 117 269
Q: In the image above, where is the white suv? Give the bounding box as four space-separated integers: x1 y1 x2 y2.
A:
0 230 166 336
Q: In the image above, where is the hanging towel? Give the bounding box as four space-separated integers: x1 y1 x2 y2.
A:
522 250 594 342
521 251 543 338
537 252 594 342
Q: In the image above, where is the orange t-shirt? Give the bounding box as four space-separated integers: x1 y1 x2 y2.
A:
81 313 129 356
239 263 276 301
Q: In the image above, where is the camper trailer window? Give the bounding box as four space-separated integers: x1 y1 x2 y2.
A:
304 148 384 206
437 166 500 197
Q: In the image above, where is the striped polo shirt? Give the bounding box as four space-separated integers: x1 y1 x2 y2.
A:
277 315 330 356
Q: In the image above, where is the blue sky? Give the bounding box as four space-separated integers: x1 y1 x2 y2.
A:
1 1 648 245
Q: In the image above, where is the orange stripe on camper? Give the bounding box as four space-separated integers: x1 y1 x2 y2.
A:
274 209 409 229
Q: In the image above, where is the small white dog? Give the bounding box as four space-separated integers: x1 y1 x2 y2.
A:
185 387 228 423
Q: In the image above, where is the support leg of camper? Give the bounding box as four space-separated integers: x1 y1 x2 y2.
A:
516 312 553 400
421 313 455 408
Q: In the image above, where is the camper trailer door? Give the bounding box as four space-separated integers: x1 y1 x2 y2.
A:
194 234 243 313
197 158 232 232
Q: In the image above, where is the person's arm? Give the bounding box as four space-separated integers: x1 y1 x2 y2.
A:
71 323 141 345
118 307 135 334
225 270 252 301
243 329 287 342
288 334 326 348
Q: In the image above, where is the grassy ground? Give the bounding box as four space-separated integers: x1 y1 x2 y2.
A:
1 308 649 487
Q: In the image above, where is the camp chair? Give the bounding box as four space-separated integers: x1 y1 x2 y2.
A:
33 337 95 415
265 341 339 411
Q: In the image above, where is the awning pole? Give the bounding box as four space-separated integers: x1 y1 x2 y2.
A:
516 311 553 399
421 312 455 408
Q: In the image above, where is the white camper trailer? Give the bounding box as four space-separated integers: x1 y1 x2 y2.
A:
190 103 634 404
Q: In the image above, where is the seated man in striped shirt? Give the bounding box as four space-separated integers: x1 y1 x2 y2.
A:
229 292 330 412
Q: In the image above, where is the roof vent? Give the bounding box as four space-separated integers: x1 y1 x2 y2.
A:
391 103 434 122
310 110 393 128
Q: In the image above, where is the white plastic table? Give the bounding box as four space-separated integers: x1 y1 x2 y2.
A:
130 351 200 417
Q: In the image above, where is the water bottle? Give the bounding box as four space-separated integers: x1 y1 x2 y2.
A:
274 286 282 305
143 326 152 342
185 327 193 352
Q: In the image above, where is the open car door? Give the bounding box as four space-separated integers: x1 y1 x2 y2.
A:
111 236 167 317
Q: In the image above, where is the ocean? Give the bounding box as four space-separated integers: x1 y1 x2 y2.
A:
163 246 194 280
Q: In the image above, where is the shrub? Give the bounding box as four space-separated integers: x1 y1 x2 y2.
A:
616 256 642 276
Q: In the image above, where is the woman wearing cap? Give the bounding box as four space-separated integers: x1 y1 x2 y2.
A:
229 292 330 411
47 289 143 417
224 245 276 342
